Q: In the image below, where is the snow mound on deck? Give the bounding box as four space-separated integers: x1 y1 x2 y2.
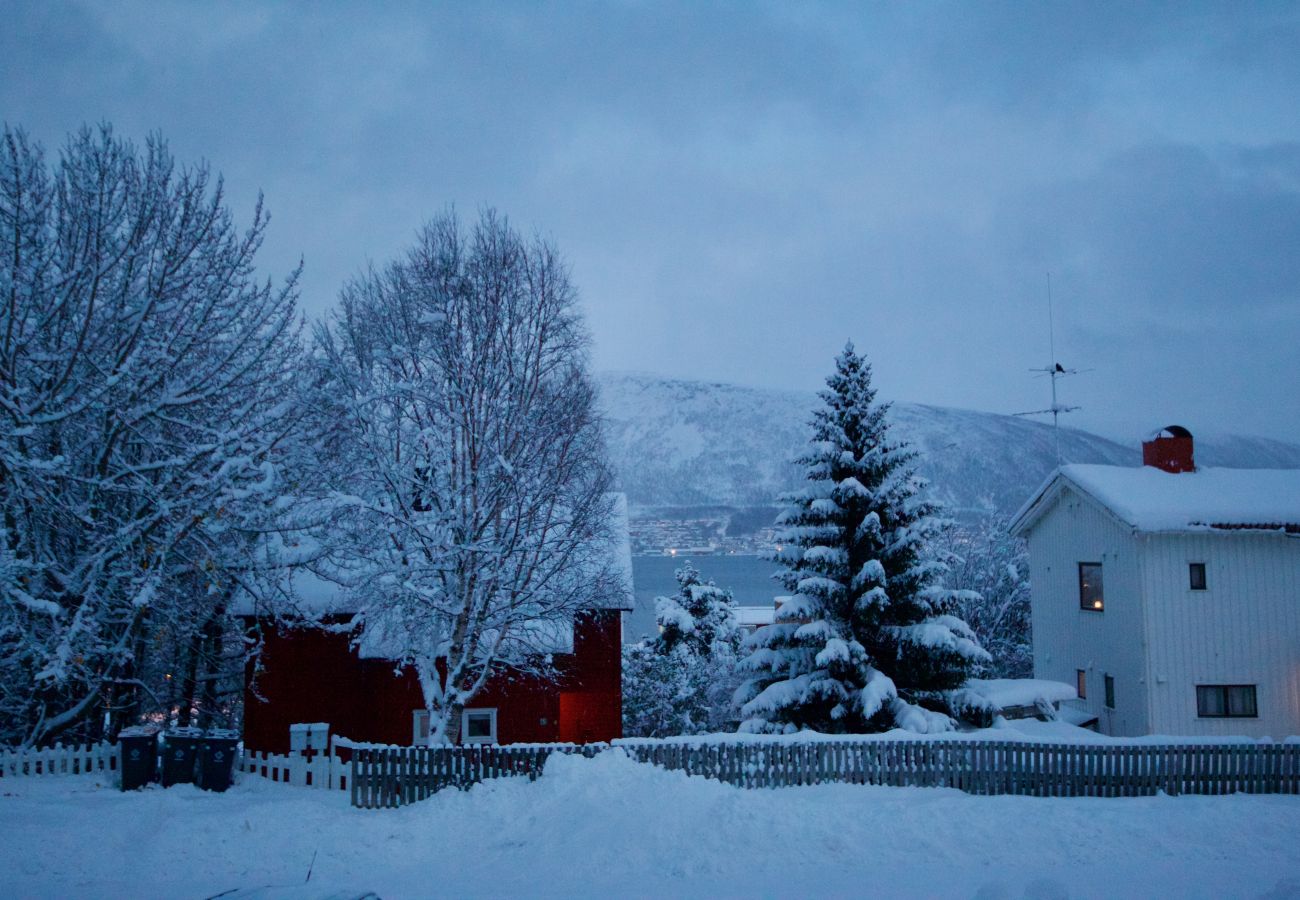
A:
962 678 1078 709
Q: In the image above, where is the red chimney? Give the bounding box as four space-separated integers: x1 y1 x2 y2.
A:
1142 425 1195 473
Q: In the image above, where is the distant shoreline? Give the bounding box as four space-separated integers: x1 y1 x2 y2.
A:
633 552 766 559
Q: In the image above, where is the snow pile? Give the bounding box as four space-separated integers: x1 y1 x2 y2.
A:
3 751 1300 898
959 678 1078 709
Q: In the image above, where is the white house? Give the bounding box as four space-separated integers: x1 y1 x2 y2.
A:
1009 429 1300 738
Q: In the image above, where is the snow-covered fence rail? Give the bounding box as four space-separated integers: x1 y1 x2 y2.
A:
350 739 1300 808
350 743 604 809
0 741 119 778
619 740 1300 797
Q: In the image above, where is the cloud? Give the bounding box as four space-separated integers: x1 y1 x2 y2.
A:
1 1 1298 440
1012 142 1300 314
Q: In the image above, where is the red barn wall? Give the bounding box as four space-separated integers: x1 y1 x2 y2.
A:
242 619 364 754
558 609 623 743
242 609 624 751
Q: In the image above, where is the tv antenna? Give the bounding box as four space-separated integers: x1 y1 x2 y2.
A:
1014 273 1089 464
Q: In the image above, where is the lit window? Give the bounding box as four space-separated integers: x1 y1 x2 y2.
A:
1196 685 1257 718
1189 563 1207 591
1104 675 1115 710
1076 669 1087 700
1078 563 1104 611
462 708 498 744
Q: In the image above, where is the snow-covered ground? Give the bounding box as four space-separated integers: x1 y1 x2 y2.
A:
2 750 1298 899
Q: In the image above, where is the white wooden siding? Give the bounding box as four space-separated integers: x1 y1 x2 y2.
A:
1137 531 1300 738
1025 487 1150 736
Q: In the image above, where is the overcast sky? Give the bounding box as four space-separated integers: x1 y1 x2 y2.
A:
4 1 1299 441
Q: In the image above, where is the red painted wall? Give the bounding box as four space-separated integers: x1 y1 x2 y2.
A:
559 610 623 743
242 618 365 754
241 609 624 751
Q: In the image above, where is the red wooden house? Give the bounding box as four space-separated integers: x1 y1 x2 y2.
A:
238 498 634 754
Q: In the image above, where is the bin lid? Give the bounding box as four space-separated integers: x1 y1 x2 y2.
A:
166 726 204 738
204 728 240 740
117 725 161 738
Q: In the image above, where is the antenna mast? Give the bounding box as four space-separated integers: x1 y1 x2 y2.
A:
1015 273 1084 465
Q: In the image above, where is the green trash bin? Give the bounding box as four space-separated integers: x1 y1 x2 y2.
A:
197 729 240 792
162 727 203 787
118 725 160 791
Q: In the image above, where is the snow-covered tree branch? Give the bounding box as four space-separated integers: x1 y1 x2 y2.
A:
0 125 302 746
305 209 615 743
935 516 1032 679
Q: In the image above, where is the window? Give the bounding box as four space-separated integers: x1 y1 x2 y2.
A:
1076 669 1087 700
461 708 498 744
412 709 430 744
1189 562 1207 591
1078 562 1104 611
1196 685 1257 718
1104 675 1115 710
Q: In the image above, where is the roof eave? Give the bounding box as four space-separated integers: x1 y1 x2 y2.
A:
1008 471 1065 537
1010 468 1142 537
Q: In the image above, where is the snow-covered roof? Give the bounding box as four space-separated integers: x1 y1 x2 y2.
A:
355 610 575 659
604 493 636 611
233 492 635 617
1011 464 1300 536
735 605 776 628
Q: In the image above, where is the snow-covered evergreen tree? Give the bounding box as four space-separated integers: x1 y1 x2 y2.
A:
736 343 988 734
623 563 741 736
653 563 739 659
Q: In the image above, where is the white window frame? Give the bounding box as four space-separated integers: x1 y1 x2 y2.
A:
461 707 498 745
412 709 431 744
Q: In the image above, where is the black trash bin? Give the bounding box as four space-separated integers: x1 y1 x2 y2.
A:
117 725 160 791
162 727 203 786
197 729 240 792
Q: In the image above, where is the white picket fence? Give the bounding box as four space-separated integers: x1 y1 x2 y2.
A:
238 743 348 790
0 741 119 778
1 726 351 791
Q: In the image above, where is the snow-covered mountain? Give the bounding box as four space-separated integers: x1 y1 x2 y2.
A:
597 372 1300 518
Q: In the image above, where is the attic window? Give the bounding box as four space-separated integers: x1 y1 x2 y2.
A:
1078 563 1104 612
1189 563 1207 591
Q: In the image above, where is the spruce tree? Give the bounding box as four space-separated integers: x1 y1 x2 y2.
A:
654 563 740 658
623 563 741 736
736 343 988 734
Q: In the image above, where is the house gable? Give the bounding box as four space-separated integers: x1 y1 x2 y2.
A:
1017 480 1151 736
1015 466 1300 738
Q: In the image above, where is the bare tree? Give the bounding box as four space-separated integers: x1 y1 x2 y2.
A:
0 125 302 746
308 209 615 743
938 516 1032 679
